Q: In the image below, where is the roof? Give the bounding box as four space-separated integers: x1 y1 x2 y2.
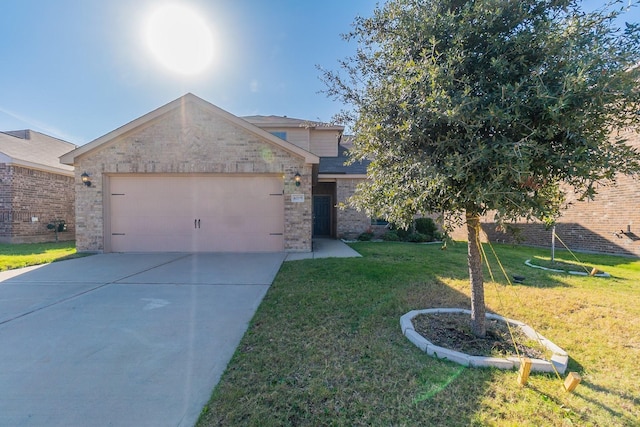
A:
318 144 369 175
61 93 320 165
0 130 75 175
243 115 344 131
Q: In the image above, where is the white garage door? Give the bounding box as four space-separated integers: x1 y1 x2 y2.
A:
108 175 284 252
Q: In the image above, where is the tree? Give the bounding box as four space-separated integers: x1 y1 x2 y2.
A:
322 0 640 336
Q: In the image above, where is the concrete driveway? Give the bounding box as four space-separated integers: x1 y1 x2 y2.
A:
0 252 285 427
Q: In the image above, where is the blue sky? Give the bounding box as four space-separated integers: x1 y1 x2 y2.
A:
0 0 637 145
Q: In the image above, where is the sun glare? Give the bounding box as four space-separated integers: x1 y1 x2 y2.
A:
145 4 214 75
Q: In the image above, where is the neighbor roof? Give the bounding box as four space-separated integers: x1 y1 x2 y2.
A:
243 115 344 131
61 93 320 165
0 130 75 175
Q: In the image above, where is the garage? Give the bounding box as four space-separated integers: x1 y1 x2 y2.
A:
61 94 318 253
107 175 284 252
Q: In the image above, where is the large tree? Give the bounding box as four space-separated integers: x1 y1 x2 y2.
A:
323 0 640 336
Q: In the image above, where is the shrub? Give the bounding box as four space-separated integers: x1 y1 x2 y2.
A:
382 230 400 241
389 223 412 240
415 217 438 236
407 232 429 243
357 231 374 241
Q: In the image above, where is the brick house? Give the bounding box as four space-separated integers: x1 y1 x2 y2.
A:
60 93 372 253
449 128 640 257
0 130 76 243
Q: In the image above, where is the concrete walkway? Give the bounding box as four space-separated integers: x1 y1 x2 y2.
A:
285 238 361 261
0 240 359 426
0 253 285 427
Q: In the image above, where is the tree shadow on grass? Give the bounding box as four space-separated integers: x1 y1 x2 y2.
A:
399 277 501 424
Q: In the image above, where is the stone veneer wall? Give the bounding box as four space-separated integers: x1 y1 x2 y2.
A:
74 102 312 252
450 128 640 257
0 164 75 243
336 178 373 239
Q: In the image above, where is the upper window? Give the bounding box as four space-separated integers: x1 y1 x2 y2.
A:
270 131 287 141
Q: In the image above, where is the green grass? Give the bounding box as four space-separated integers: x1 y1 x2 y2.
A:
197 242 640 426
0 241 85 271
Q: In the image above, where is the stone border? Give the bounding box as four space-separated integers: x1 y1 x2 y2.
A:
400 308 568 374
524 259 611 277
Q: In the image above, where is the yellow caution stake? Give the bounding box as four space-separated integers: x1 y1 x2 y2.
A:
564 372 581 392
517 358 532 386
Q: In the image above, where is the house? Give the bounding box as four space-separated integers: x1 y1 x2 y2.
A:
450 127 640 257
60 93 373 253
0 130 76 243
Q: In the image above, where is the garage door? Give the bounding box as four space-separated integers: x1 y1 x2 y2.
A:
108 175 284 252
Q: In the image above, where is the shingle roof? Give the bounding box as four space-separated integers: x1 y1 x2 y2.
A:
243 115 344 131
318 144 369 175
0 130 75 174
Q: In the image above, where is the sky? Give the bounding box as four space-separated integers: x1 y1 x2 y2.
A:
0 0 638 146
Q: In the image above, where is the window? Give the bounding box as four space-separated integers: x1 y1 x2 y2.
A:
371 218 389 226
270 131 287 141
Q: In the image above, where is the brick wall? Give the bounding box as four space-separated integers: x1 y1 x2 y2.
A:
74 102 312 252
336 178 373 239
0 164 75 243
450 129 640 257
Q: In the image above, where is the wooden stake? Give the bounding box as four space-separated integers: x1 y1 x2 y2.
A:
517 358 532 386
589 267 598 276
564 372 581 392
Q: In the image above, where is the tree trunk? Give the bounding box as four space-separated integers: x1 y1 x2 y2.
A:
466 211 486 338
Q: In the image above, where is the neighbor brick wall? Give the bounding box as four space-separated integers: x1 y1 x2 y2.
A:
74 101 313 252
450 129 640 257
0 164 75 243
336 178 372 239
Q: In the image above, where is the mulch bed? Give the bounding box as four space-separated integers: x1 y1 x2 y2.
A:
412 312 546 359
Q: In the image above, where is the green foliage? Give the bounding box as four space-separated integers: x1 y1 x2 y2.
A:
357 231 374 241
390 223 413 240
382 230 400 241
322 0 640 228
322 0 640 336
415 217 439 240
415 217 437 235
407 232 429 243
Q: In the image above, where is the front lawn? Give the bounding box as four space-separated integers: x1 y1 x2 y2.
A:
0 241 83 271
198 242 639 426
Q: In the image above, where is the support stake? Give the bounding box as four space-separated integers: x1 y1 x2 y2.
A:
564 372 581 392
517 358 532 386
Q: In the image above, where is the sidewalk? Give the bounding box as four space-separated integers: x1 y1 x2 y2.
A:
285 238 361 261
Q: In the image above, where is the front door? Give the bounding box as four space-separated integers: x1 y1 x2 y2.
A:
313 195 331 236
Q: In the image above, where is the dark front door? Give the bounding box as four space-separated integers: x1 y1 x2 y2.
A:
313 195 331 236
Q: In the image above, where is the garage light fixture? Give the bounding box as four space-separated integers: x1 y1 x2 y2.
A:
81 172 92 187
294 172 301 187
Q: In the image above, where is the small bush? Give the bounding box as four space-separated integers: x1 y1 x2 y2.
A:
415 217 438 236
407 232 429 243
357 232 374 241
389 223 412 240
382 230 400 241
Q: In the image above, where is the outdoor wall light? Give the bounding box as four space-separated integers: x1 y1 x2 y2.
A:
294 172 301 187
81 172 91 187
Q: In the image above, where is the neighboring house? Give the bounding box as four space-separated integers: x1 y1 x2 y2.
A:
450 127 640 257
60 93 373 253
0 130 76 243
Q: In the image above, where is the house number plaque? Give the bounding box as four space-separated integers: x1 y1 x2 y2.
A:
291 194 305 203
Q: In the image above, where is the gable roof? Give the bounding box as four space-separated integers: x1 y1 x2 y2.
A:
243 115 344 131
0 130 75 175
318 144 369 176
60 93 320 165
